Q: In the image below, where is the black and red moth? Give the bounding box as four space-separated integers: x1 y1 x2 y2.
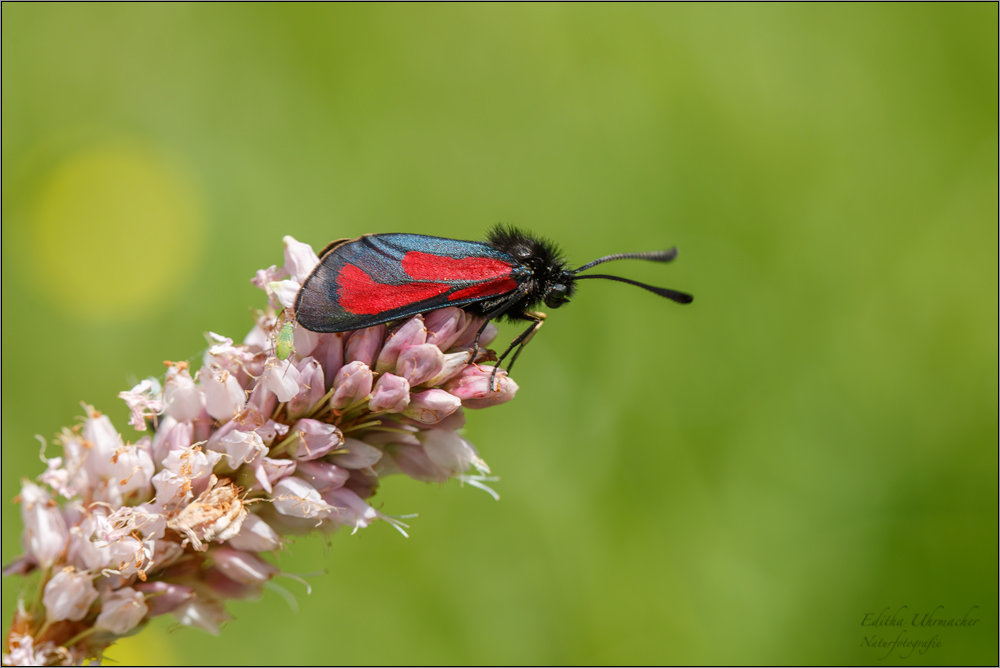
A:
294 226 693 386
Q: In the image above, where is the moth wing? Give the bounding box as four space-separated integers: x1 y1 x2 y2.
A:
295 234 524 333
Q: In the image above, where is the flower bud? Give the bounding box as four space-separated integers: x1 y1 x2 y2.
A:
402 389 461 424
294 460 350 493
163 365 205 422
271 477 332 519
451 317 498 350
282 235 320 284
330 361 373 410
19 481 68 569
330 438 383 469
375 316 426 373
432 407 466 431
322 488 377 530
285 419 344 461
391 445 450 483
420 429 486 476
312 333 344 389
443 366 519 408
287 357 325 418
95 587 148 635
203 567 263 600
395 344 445 387
344 325 386 368
212 548 278 585
226 513 282 552
422 351 474 387
172 598 230 635
424 308 469 351
134 582 195 617
43 567 99 622
150 416 193 464
368 373 411 413
82 407 123 479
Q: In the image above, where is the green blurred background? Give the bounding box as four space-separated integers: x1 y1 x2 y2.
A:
2 4 997 665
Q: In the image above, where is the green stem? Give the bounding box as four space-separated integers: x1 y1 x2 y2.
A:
342 419 383 433
306 389 336 419
62 626 98 648
31 566 51 617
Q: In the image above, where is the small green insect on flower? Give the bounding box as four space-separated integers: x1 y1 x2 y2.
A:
275 317 295 361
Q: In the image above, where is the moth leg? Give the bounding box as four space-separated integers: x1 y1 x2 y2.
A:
490 311 546 391
505 311 546 373
468 319 493 365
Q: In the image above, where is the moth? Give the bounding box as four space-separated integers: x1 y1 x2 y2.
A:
294 226 693 388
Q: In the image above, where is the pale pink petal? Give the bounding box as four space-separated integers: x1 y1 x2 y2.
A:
330 438 383 469
375 316 427 373
118 379 163 431
294 460 350 493
443 365 519 408
134 582 195 617
391 445 451 483
285 419 344 461
268 280 301 309
197 366 246 422
226 514 281 552
287 357 325 419
43 568 99 622
322 488 378 530
367 373 411 413
344 325 386 368
282 235 320 284
395 344 445 387
421 429 488 476
212 548 278 584
424 308 471 351
260 358 301 403
330 361 373 410
402 389 461 424
95 587 147 635
271 478 332 519
18 481 68 569
162 366 205 422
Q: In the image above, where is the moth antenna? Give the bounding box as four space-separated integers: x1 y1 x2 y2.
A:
571 247 678 274
574 273 693 304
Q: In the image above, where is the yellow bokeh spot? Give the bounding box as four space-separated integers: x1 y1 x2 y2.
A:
30 144 203 318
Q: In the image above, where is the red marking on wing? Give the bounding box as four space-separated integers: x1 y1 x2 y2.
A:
448 278 519 302
402 252 512 282
338 265 451 315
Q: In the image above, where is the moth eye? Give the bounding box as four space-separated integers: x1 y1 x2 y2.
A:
545 283 570 309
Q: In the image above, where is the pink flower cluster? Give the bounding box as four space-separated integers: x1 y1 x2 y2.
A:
3 237 518 666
